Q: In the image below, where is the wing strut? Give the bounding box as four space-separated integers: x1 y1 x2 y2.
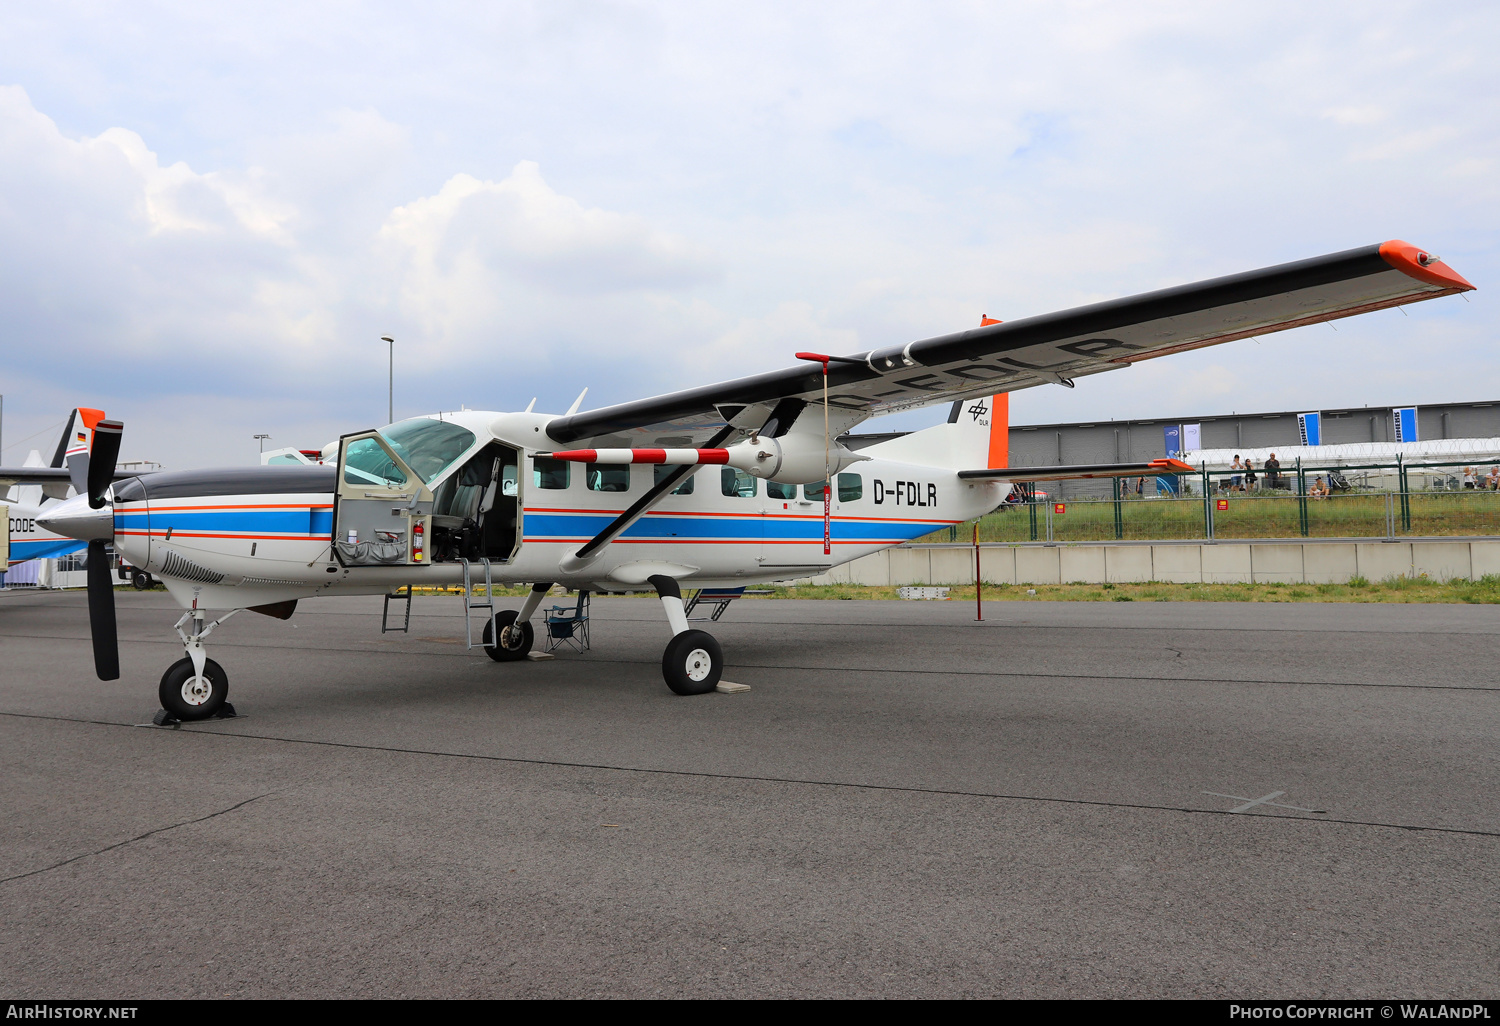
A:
559 425 736 573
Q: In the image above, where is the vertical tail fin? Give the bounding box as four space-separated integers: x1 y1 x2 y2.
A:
60 408 107 496
49 410 77 468
865 393 1010 471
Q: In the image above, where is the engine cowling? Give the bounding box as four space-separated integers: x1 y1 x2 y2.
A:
723 433 867 484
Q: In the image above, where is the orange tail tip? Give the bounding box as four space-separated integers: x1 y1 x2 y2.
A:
987 393 1009 469
1379 240 1475 292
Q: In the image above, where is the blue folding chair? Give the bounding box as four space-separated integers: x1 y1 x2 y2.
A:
544 590 590 653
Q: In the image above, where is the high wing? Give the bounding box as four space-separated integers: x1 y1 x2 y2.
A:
546 240 1473 448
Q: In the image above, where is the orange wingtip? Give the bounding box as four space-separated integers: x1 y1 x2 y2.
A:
1149 458 1196 472
1379 240 1475 292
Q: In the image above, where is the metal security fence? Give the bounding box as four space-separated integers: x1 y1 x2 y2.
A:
927 458 1500 543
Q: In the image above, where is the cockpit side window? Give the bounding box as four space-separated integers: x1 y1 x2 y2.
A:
343 438 409 487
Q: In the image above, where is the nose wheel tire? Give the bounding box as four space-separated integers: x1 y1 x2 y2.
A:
662 629 723 695
158 657 229 721
482 610 534 662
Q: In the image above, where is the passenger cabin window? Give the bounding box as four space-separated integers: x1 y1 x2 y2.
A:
344 438 409 487
653 465 695 495
767 481 796 500
268 454 305 466
501 464 518 496
838 473 863 501
588 466 630 492
804 480 827 500
721 468 758 497
533 457 570 489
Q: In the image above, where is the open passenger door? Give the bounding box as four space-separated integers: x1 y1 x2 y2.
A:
333 431 435 566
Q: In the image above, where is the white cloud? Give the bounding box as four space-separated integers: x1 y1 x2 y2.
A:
376 161 720 357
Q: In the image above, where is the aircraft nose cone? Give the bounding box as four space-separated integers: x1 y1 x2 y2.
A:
37 494 114 542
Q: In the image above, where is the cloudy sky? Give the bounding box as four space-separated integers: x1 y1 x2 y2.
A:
1 2 1495 468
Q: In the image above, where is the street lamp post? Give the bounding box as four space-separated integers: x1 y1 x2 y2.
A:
380 336 394 424
254 434 271 454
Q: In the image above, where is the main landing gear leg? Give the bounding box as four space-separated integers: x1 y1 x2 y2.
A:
482 582 551 662
155 605 241 724
649 574 723 695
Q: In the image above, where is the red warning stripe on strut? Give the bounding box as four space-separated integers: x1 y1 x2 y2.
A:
547 449 731 464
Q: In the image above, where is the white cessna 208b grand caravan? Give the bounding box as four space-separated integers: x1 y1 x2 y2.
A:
16 240 1474 719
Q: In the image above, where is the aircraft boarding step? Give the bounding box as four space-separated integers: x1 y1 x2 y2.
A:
459 558 495 649
381 586 412 634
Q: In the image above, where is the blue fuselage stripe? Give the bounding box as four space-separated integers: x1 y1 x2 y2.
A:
523 512 946 542
107 501 947 544
114 510 334 536
8 539 85 562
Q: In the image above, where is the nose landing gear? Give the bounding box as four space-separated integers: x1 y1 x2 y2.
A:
158 656 229 720
153 606 241 724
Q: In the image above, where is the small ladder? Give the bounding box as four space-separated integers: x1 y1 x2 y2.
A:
459 558 495 648
381 586 412 633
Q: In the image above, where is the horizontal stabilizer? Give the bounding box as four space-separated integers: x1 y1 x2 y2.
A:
957 458 1195 482
0 467 143 487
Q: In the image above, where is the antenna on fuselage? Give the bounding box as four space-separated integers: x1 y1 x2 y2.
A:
524 398 536 413
566 388 589 416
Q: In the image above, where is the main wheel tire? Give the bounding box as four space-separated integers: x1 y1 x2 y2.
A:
662 630 723 696
482 610 534 662
158 657 229 721
131 570 152 590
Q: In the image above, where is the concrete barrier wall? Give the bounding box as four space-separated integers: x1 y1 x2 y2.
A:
816 539 1500 586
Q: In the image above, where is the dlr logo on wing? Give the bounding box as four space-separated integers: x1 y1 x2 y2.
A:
874 481 937 507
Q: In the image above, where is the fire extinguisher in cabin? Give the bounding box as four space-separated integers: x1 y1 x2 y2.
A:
413 519 424 562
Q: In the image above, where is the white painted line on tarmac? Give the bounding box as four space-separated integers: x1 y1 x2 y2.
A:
1204 789 1325 814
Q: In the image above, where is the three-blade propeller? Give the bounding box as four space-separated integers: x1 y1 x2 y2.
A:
85 420 123 681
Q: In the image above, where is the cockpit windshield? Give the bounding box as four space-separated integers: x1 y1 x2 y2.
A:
379 418 478 484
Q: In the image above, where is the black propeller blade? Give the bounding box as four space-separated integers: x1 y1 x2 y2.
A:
87 420 123 508
85 418 124 680
87 539 119 680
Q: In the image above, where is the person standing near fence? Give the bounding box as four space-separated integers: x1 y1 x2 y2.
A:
1230 455 1244 492
1244 459 1257 491
1463 466 1478 489
1265 453 1282 490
